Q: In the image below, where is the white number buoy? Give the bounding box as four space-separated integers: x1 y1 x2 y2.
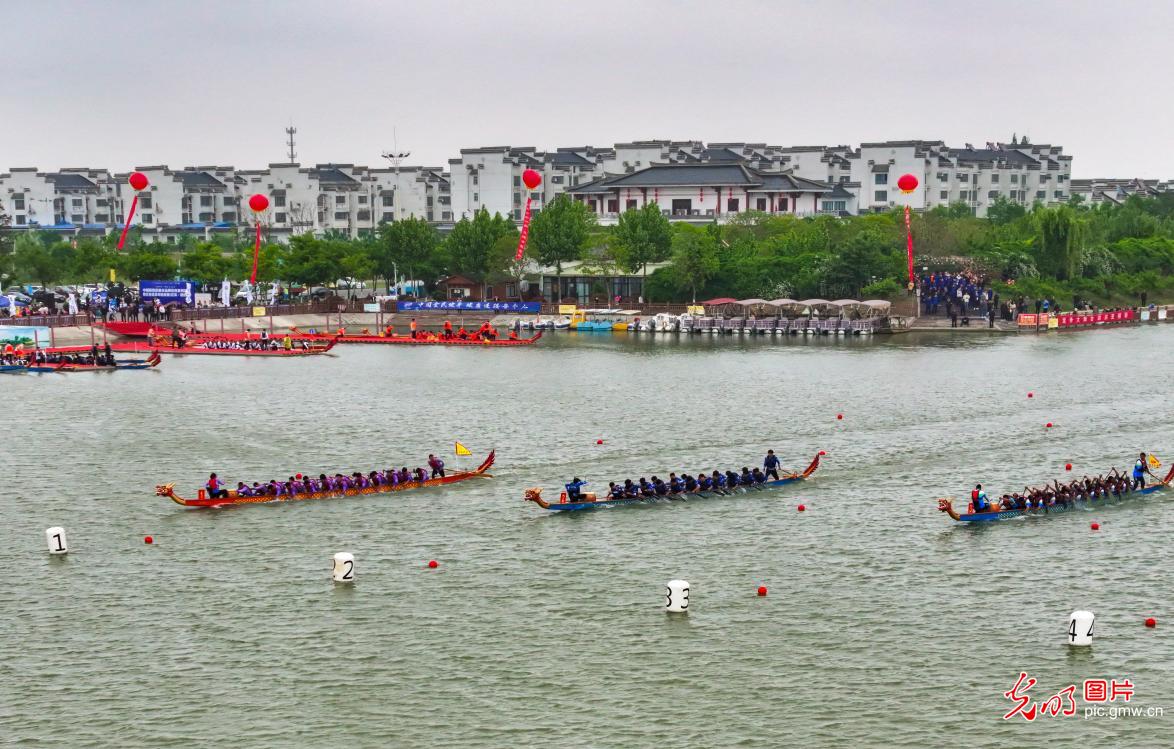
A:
1068 610 1094 646
665 579 690 613
332 552 355 583
45 527 68 555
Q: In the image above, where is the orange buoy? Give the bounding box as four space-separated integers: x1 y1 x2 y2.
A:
427 560 438 569
757 586 767 597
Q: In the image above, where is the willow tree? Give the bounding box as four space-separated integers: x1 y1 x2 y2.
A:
1037 206 1084 280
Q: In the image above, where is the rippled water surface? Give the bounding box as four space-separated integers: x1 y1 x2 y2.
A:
2 328 1171 747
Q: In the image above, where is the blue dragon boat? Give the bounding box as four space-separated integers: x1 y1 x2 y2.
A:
524 453 821 512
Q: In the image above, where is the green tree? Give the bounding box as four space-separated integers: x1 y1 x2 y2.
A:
179 242 231 285
530 195 594 301
485 229 527 296
68 238 118 283
670 224 719 302
611 202 672 299
986 197 1027 226
823 231 902 297
374 216 440 293
118 243 178 281
13 234 64 286
444 208 514 294
284 234 341 286
1036 206 1084 280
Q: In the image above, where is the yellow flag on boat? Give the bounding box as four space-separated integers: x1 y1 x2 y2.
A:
1148 454 1161 469
455 442 472 456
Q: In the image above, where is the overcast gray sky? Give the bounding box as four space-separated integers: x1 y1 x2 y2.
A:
1 0 1169 177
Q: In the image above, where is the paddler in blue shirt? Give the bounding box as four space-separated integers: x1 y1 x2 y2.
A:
764 450 781 480
1132 453 1149 489
565 477 587 501
668 473 684 494
683 474 698 492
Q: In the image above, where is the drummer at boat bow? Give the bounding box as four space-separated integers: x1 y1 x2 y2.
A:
764 450 781 480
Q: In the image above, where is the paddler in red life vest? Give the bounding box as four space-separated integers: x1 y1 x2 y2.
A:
970 484 989 512
428 454 445 478
383 324 394 337
206 473 228 499
410 318 418 339
443 319 453 339
477 321 495 341
456 326 468 340
508 329 519 340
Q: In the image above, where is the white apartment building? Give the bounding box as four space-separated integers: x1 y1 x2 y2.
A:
1070 177 1172 206
0 136 1082 240
851 140 1072 216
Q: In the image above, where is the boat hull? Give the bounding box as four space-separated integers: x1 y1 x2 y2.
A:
532 453 821 512
158 451 494 508
952 483 1167 522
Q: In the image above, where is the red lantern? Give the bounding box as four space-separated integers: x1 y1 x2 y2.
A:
522 169 542 190
128 171 149 191
248 194 270 213
897 174 919 194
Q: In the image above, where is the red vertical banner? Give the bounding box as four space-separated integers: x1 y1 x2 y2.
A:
117 195 139 250
905 205 914 284
514 197 533 261
250 221 262 284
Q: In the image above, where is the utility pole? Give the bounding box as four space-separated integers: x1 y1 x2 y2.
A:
381 129 410 222
285 124 297 165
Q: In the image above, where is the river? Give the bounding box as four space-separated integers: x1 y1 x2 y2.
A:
2 327 1171 747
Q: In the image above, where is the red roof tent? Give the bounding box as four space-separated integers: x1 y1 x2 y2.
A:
701 297 737 305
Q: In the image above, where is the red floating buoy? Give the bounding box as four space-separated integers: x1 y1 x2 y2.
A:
1027 392 1034 398
1065 463 1072 471
596 439 603 445
797 504 806 512
1046 422 1053 428
836 414 843 420
757 586 768 597
1090 522 1100 531
818 450 826 456
1145 617 1157 628
427 560 438 569
144 535 154 545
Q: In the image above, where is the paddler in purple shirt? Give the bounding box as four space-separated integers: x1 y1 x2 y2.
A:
428 454 445 478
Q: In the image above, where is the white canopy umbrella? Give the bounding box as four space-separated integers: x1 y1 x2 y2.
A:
219 279 231 306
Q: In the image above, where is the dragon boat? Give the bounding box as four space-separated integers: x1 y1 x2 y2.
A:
938 465 1174 523
524 453 821 512
48 339 337 357
26 352 162 372
288 330 544 346
0 364 29 374
156 450 495 508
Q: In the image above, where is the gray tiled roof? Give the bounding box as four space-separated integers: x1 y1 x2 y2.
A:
580 163 759 188
754 173 832 193
948 148 1036 165
312 167 359 185
548 151 594 167
47 173 96 189
180 171 225 188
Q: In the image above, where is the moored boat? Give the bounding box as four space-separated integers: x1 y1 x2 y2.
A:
289 330 543 346
524 453 821 512
938 464 1174 523
26 352 162 372
156 450 495 508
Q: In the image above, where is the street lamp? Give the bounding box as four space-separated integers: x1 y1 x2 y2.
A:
381 149 410 221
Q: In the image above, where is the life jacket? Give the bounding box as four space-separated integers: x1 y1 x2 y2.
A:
971 488 980 501
1134 460 1145 477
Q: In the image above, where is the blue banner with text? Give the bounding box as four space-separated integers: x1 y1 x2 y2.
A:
397 300 541 313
